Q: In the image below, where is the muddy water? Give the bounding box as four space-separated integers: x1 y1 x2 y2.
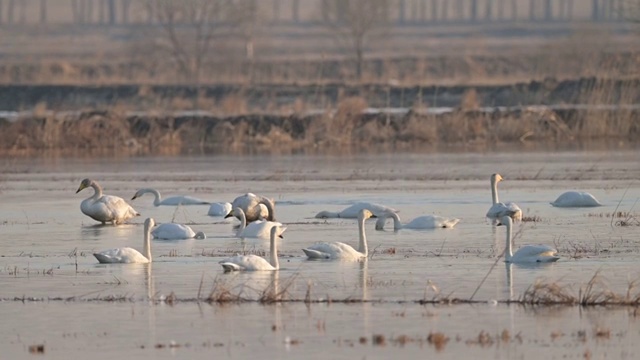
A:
0 150 639 359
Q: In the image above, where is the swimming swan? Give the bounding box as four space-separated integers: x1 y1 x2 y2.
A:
375 212 460 230
501 215 559 263
486 173 522 224
219 226 281 272
208 202 233 217
232 193 275 222
76 178 140 225
131 188 210 206
226 207 286 239
551 191 602 207
152 223 206 240
303 209 373 261
94 218 155 263
315 202 397 219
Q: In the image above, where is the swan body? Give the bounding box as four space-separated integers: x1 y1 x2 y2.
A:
220 226 281 272
303 209 373 261
551 191 602 208
501 216 559 263
131 188 210 206
208 202 233 217
152 223 206 240
315 202 397 219
76 178 140 225
94 218 155 263
232 193 276 222
375 212 460 230
226 207 286 239
486 173 522 224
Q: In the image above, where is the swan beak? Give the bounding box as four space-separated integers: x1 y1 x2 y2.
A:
224 212 234 219
75 184 86 193
131 195 138 200
278 234 284 239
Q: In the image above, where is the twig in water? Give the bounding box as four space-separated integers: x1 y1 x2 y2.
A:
611 182 632 228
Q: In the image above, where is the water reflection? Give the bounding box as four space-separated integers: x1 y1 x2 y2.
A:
80 223 138 239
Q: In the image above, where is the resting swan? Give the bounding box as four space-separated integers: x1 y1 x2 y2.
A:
226 207 286 239
303 209 373 261
208 202 233 217
315 202 397 218
486 173 522 224
501 215 559 263
375 212 460 230
219 226 281 272
94 218 154 263
131 188 210 206
551 191 602 207
152 223 206 240
76 178 140 225
232 193 276 222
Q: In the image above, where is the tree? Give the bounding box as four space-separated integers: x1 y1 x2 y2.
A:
320 0 393 81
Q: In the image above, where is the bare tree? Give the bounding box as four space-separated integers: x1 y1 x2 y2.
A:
320 0 393 81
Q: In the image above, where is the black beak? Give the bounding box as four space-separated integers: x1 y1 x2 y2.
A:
278 234 284 239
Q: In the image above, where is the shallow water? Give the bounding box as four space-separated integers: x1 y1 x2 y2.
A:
1 150 639 359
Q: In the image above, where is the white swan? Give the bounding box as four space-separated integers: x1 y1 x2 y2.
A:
315 202 397 219
131 188 210 206
94 218 154 263
152 223 206 240
232 193 276 222
208 202 233 217
76 178 140 225
551 191 602 207
219 226 281 272
303 209 373 261
501 215 559 263
486 173 522 224
226 207 286 239
375 212 460 230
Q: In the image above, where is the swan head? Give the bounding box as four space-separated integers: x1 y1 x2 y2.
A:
144 217 156 229
271 225 284 239
194 231 206 240
491 173 503 184
76 178 94 193
359 209 374 220
131 189 145 200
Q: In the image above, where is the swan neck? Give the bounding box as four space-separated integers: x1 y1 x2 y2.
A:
91 182 103 199
237 209 247 233
270 230 279 269
358 215 368 256
505 219 513 261
390 212 402 230
143 188 162 206
144 223 152 262
491 178 499 204
261 199 276 221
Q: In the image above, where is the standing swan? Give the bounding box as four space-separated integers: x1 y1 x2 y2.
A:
94 218 155 264
375 212 460 230
219 226 281 272
315 202 397 218
131 188 210 206
152 223 206 240
501 216 559 263
303 209 373 261
76 178 140 225
551 191 602 207
486 173 522 224
225 207 286 239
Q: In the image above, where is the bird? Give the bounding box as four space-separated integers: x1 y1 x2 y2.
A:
131 188 210 206
76 178 139 225
315 202 397 218
219 225 281 272
94 218 155 264
500 215 559 263
375 212 460 230
551 191 602 207
208 202 233 217
303 209 373 261
486 173 522 224
225 207 286 239
151 223 206 240
231 193 276 222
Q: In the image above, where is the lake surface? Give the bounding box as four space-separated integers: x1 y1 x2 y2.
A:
1 150 639 359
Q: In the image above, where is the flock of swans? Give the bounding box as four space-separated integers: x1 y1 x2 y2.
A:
77 173 604 268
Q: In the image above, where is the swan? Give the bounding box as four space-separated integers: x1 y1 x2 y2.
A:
375 212 460 230
501 215 559 263
303 209 373 261
76 178 140 225
486 173 522 224
232 193 276 222
219 225 281 272
551 191 602 207
315 202 397 218
131 188 210 206
152 223 206 240
226 207 286 239
208 202 233 217
94 218 155 263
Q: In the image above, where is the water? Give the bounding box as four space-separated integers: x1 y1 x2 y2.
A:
1 150 639 359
